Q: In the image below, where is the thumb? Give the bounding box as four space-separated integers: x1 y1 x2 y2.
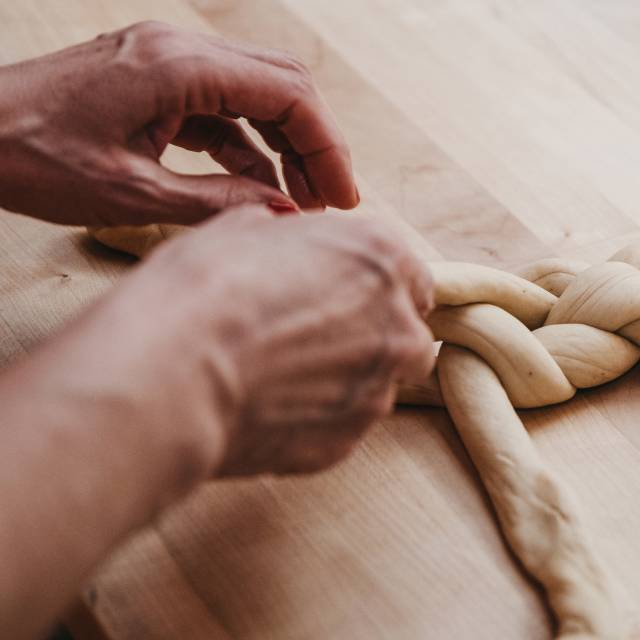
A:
103 155 299 226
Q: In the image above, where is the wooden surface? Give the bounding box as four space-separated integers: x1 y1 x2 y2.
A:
3 1 640 638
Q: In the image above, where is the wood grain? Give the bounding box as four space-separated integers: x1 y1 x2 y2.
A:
2 1 640 638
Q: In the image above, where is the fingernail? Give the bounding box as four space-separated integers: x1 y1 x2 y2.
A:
268 200 300 214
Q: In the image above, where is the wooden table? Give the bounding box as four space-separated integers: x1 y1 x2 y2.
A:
3 2 640 638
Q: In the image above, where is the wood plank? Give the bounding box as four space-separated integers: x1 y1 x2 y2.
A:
281 0 639 250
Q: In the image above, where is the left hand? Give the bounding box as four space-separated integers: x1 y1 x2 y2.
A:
0 21 359 226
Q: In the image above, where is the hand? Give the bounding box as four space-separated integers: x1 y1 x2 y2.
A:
0 21 358 226
0 206 432 639
54 206 434 478
201 208 435 475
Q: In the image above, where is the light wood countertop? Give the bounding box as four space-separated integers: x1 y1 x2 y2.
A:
2 2 640 638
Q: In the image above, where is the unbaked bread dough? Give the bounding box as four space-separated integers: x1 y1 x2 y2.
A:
402 251 640 639
89 224 185 258
90 224 640 638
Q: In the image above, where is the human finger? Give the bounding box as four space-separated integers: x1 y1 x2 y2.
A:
181 45 358 209
171 114 281 190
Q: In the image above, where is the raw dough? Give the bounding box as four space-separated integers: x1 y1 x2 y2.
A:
89 224 185 258
403 252 640 639
90 224 639 638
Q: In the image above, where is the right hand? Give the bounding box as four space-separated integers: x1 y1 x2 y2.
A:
43 205 435 484
0 206 434 640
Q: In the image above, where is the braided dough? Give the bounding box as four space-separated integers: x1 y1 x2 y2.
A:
400 248 640 639
90 225 640 638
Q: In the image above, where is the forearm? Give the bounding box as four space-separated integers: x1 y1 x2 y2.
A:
0 298 224 639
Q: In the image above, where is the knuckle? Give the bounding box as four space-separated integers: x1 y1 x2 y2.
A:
406 334 432 370
405 314 431 349
126 20 171 42
94 30 113 41
120 21 177 65
274 49 312 77
332 218 402 281
388 318 435 381
286 54 312 78
398 313 430 355
417 266 435 313
286 60 316 96
359 219 402 257
379 311 425 366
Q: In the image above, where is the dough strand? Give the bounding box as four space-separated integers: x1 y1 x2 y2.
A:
439 345 623 639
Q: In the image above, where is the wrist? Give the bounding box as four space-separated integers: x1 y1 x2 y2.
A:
73 282 233 501
1 294 228 529
126 242 247 481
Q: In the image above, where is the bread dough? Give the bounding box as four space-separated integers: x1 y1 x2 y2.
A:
90 224 639 637
405 252 640 639
89 224 185 258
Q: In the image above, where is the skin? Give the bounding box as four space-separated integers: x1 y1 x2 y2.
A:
0 20 359 225
0 22 435 640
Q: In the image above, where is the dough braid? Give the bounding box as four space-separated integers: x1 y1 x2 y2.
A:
90 225 640 637
400 246 640 639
